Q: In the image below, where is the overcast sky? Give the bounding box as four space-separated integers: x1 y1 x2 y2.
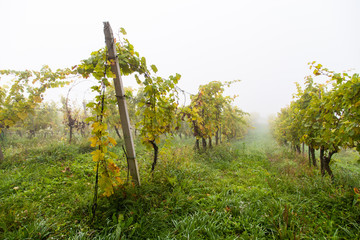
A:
1 0 359 118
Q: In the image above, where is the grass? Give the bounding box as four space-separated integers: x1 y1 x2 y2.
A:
0 126 360 239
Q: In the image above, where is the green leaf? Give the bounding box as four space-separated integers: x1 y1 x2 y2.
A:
120 27 127 35
141 57 147 67
316 63 322 69
135 74 142 85
150 65 158 74
85 117 96 123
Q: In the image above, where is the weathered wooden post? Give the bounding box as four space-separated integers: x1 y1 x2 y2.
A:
0 144 4 162
103 22 141 185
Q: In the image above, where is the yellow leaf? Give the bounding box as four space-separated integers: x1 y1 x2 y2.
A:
91 149 104 162
99 175 114 197
89 136 98 147
92 122 107 133
34 96 42 103
108 162 120 174
108 137 117 146
115 177 123 184
92 122 101 132
4 119 14 127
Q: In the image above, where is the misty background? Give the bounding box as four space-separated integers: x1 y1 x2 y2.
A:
1 0 359 119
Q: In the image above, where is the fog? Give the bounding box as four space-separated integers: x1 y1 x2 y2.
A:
1 0 359 118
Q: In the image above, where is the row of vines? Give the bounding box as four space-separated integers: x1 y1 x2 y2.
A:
271 62 360 178
0 28 249 198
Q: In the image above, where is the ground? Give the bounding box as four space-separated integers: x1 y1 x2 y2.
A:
0 125 359 239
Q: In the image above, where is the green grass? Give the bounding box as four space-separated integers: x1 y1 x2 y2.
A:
0 127 360 239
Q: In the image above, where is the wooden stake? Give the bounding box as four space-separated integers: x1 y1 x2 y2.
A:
103 22 141 185
0 144 4 162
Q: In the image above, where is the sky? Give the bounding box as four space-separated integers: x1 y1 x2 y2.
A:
1 0 359 118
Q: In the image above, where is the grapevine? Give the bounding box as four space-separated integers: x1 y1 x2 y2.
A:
271 62 360 178
0 66 73 161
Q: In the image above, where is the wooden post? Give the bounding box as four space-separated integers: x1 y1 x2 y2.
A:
219 123 222 143
103 22 141 185
0 144 4 162
308 145 311 167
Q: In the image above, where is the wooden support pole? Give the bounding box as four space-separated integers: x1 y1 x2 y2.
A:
302 142 305 157
0 144 4 162
103 22 141 185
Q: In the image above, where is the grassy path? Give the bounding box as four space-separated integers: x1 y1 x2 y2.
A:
0 126 359 239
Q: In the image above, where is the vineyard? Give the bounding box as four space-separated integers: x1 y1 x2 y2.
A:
1 24 360 239
271 62 360 179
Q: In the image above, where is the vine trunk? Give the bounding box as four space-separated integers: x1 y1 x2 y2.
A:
320 147 335 179
150 140 159 172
